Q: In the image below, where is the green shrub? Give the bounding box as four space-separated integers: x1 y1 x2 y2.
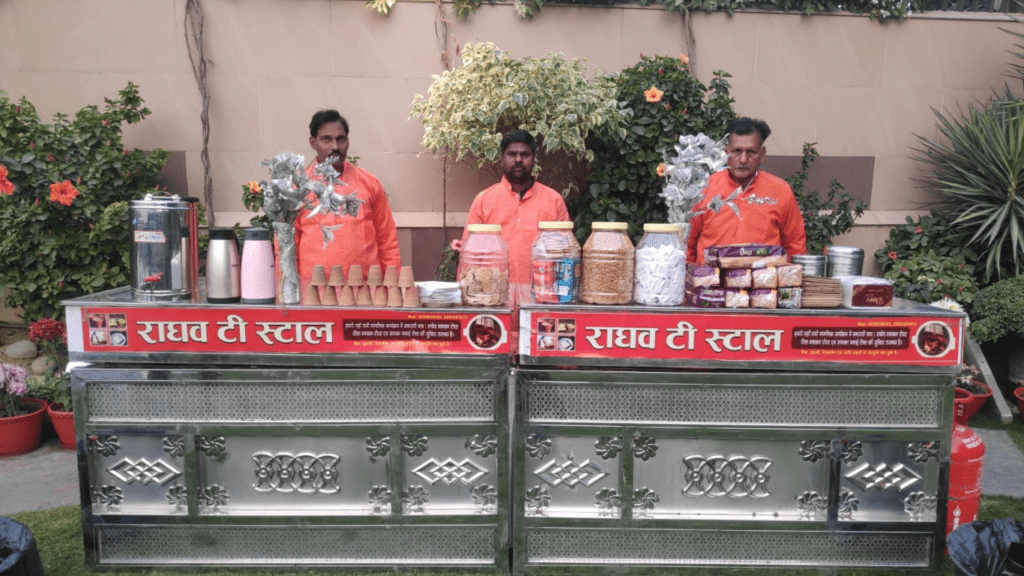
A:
874 211 978 277
969 274 1024 343
0 83 168 322
786 143 864 256
883 249 979 306
573 55 736 243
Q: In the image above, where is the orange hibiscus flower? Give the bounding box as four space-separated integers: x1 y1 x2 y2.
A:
49 180 79 206
246 180 262 194
644 85 664 103
656 163 666 177
680 54 690 66
0 165 15 196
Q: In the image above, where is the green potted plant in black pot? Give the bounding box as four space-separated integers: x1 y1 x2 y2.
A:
968 274 1024 399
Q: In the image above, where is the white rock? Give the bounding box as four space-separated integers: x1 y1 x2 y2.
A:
31 355 58 376
4 339 37 359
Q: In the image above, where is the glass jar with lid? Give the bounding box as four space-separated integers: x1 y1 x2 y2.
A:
531 221 581 304
633 223 685 306
458 224 509 307
581 222 634 305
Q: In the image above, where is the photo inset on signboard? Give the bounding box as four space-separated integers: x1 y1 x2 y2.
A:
558 336 575 351
88 313 107 328
537 318 556 334
557 319 575 335
914 321 954 357
89 330 108 346
109 331 128 347
107 314 128 329
465 314 506 350
537 334 556 351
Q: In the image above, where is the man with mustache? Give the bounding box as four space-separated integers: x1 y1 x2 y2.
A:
686 117 807 264
456 130 570 284
298 109 400 282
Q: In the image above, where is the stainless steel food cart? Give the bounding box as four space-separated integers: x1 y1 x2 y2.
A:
514 298 964 573
64 286 512 570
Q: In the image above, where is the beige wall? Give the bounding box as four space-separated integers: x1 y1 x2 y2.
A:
1 0 1020 284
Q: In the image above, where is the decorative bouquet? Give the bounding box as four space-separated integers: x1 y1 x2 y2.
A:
1 362 29 418
659 133 728 224
242 153 364 304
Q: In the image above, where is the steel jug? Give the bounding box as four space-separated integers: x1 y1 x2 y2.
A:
206 228 241 303
241 227 276 304
130 194 199 302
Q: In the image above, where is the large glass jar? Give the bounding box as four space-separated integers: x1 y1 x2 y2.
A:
581 222 634 305
531 221 581 304
633 223 685 306
458 224 509 307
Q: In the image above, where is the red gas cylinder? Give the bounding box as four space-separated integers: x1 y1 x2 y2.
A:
947 423 985 537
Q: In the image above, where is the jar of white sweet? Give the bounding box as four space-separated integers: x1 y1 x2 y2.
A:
633 223 685 306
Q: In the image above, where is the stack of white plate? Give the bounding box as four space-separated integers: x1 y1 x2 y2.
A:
415 281 461 308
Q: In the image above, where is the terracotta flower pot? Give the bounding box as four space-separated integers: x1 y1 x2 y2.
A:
963 379 993 421
47 403 75 450
0 398 48 457
953 388 972 425
1014 387 1024 422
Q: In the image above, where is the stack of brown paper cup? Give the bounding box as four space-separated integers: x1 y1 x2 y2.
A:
383 266 399 287
398 266 415 288
372 285 388 306
355 285 373 306
328 265 345 287
347 265 365 288
366 265 383 286
302 284 321 306
338 285 356 306
320 285 338 305
403 286 421 307
387 286 403 307
311 265 328 286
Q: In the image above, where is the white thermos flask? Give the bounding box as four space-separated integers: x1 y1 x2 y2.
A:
206 228 240 303
240 227 276 304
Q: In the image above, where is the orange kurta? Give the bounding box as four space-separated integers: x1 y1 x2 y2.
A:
296 161 400 279
462 177 570 284
687 170 807 264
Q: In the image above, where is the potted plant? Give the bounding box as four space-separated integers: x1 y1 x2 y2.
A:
1 362 47 457
954 364 992 422
26 318 74 450
969 274 1024 398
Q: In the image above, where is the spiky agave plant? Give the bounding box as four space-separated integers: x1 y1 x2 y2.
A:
916 96 1024 283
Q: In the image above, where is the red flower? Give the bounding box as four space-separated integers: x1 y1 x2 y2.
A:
888 251 898 262
937 279 942 284
0 165 14 196
27 318 67 345
49 180 79 206
901 267 908 273
915 226 922 234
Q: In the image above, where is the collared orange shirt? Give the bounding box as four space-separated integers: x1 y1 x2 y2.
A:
296 161 401 279
687 169 807 264
462 177 570 284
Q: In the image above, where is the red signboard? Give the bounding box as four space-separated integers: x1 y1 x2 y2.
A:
520 308 963 366
73 307 511 355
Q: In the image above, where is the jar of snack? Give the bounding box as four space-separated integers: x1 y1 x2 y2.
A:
531 221 581 304
634 223 685 306
458 224 510 307
581 222 634 305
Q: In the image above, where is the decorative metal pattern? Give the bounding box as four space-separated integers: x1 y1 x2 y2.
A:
525 486 551 515
403 486 429 514
197 436 226 457
907 441 940 464
525 434 551 459
845 462 922 492
162 436 185 458
199 485 229 510
839 440 863 464
365 435 390 462
107 457 182 486
796 491 827 518
96 525 497 564
367 486 392 514
595 437 622 460
412 458 489 485
904 492 937 517
401 435 429 457
466 434 498 457
594 488 621 516
470 484 497 513
88 434 120 457
534 455 608 488
94 485 123 508
87 381 495 422
524 529 933 566
632 488 660 517
166 484 187 510
798 440 830 463
633 437 659 461
252 452 341 494
681 455 772 498
838 488 859 519
526 384 942 427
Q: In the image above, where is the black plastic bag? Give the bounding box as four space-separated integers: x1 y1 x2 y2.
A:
948 519 1024 576
0 518 44 576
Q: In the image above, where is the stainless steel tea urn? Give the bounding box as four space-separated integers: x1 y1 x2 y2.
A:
130 194 199 302
206 228 240 303
826 245 865 277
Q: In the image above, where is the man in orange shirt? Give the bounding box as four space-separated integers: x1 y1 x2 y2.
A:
456 130 570 284
298 110 401 280
686 117 807 264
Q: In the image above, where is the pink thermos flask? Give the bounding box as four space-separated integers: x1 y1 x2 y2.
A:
241 227 276 304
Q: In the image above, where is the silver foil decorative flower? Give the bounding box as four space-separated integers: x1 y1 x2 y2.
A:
659 133 727 224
